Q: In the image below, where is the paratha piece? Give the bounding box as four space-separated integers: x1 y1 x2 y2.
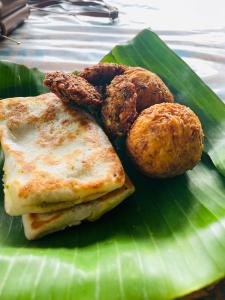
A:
23 175 135 240
0 93 125 216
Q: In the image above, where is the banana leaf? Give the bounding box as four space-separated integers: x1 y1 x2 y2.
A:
0 61 47 98
0 29 225 300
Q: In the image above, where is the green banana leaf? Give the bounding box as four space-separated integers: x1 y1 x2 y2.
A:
0 29 225 300
0 60 47 98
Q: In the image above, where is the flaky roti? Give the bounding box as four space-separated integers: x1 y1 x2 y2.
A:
0 93 125 216
23 176 135 240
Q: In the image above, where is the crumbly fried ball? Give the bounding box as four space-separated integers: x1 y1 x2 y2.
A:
127 103 204 178
44 71 102 107
101 75 138 136
100 66 174 137
124 67 174 112
79 63 127 85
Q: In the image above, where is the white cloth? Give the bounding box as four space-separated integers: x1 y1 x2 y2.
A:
0 0 225 101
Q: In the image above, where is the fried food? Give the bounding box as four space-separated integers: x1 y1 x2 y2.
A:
127 103 204 178
124 67 174 112
44 71 102 107
44 65 174 137
98 65 174 136
101 75 138 136
79 63 127 85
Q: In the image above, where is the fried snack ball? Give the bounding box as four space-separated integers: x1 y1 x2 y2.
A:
101 75 138 136
126 103 204 178
79 63 127 85
124 67 174 112
101 66 174 136
44 71 102 107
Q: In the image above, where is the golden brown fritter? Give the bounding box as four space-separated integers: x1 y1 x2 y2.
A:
124 67 174 112
96 65 174 136
127 103 204 178
79 63 127 85
101 75 138 137
44 65 174 138
44 71 102 107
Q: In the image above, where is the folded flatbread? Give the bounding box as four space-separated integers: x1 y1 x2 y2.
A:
23 175 134 240
0 93 125 216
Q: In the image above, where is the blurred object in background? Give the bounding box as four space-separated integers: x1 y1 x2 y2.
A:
0 0 27 18
0 0 30 41
28 0 118 22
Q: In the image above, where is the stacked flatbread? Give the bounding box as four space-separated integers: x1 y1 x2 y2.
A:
0 93 134 240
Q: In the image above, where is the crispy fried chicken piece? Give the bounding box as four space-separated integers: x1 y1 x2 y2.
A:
44 71 102 107
101 75 138 137
79 63 127 85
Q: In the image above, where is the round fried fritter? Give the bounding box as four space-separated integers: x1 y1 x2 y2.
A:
126 103 204 178
124 67 174 112
101 75 138 136
79 63 127 85
44 71 102 107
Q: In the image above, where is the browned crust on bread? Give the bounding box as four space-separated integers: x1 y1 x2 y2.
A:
0 93 126 215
